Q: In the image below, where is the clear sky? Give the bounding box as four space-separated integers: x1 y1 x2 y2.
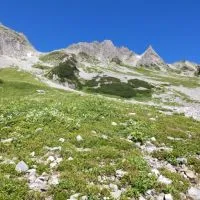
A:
1 0 200 63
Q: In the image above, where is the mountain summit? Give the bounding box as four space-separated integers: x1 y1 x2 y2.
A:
65 40 139 65
137 45 165 67
0 24 36 58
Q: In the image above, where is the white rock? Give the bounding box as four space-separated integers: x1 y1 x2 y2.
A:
1 138 13 143
80 196 88 200
144 141 157 153
28 174 37 183
59 138 65 143
150 137 156 142
111 122 117 126
128 112 136 116
29 179 48 191
109 183 118 192
185 170 196 180
15 161 29 172
56 157 63 163
151 168 160 177
91 130 97 134
68 193 80 200
164 194 173 200
47 156 55 162
27 168 36 176
35 128 43 132
3 159 15 164
50 162 57 168
68 157 74 161
102 135 108 139
36 90 45 94
158 175 172 185
45 146 62 151
177 157 187 164
48 175 59 185
30 151 35 157
76 135 83 142
116 169 127 178
139 196 146 200
110 190 122 199
188 187 200 200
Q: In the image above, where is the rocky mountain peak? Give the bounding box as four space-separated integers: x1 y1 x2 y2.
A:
66 40 139 65
137 45 165 67
0 24 36 58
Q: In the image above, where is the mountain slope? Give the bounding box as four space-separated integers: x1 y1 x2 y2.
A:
0 24 36 58
0 68 200 200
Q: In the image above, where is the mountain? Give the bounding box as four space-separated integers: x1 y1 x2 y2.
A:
65 40 139 66
0 24 36 58
136 45 166 68
172 60 198 71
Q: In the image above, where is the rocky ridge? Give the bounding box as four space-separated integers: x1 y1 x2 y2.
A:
0 24 36 58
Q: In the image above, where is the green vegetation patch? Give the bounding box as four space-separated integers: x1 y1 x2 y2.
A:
0 68 199 199
84 77 154 99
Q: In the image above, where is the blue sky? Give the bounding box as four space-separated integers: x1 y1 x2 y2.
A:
1 0 200 63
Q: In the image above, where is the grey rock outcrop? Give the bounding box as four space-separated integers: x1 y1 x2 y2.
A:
66 40 139 66
0 24 36 58
137 45 165 67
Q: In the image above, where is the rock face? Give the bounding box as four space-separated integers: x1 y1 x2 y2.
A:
66 40 140 66
172 60 198 72
188 187 200 200
15 161 29 172
66 41 167 69
0 24 36 58
137 45 165 67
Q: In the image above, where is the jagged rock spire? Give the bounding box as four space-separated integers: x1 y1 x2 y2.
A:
137 45 165 66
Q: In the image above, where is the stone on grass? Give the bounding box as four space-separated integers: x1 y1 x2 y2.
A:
164 193 173 200
128 112 136 116
48 175 59 185
80 196 88 200
1 138 13 143
35 128 43 133
29 178 48 191
15 161 29 172
59 138 65 143
151 168 160 177
116 169 127 178
158 175 172 185
177 157 187 164
110 190 122 199
47 156 55 162
185 170 196 180
150 137 156 142
56 157 63 163
50 162 57 168
68 157 74 161
30 151 35 157
76 135 83 142
111 122 117 126
36 90 46 94
188 187 200 200
68 193 81 200
109 183 118 192
102 135 108 139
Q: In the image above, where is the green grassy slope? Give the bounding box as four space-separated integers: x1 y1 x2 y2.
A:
0 68 199 200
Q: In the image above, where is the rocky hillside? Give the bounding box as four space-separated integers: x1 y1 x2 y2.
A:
0 24 200 200
0 24 36 58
